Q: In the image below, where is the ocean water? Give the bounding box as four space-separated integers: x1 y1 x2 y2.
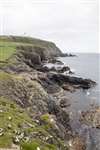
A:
59 53 100 150
59 53 100 111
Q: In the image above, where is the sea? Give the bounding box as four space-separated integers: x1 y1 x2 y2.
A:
59 53 100 150
59 53 100 111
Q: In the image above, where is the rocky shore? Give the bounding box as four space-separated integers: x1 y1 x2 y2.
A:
0 36 98 150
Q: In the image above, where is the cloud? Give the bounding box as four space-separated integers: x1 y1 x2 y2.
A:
0 0 98 53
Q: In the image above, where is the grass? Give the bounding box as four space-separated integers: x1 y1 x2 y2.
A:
0 35 57 62
0 41 16 61
0 97 57 148
0 40 33 62
21 140 56 150
0 97 35 148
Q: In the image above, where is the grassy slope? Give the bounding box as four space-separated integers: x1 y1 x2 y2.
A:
0 36 59 62
0 97 59 149
0 41 16 61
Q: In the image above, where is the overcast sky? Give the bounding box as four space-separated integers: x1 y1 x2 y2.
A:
0 0 99 53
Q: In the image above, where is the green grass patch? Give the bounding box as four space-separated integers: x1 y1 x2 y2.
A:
0 97 35 148
21 140 56 150
0 134 12 148
21 141 40 150
0 42 16 61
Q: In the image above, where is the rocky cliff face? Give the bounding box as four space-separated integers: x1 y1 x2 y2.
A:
0 36 95 150
0 36 71 149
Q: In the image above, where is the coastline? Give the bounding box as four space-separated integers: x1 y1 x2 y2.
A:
0 36 99 150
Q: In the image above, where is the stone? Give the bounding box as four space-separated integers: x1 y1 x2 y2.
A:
13 136 20 144
8 124 12 129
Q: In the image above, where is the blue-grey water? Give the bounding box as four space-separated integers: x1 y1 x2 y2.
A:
59 53 100 150
59 53 100 111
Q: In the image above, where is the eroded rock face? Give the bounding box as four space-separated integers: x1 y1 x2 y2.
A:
0 71 49 112
0 71 72 141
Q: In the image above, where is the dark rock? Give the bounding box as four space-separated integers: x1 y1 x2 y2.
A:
47 73 96 89
20 50 41 65
49 58 64 65
60 53 76 57
69 70 74 74
57 66 70 73
47 96 71 138
60 98 70 108
38 74 61 93
40 65 71 74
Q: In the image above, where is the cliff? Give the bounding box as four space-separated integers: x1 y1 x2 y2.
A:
0 36 95 150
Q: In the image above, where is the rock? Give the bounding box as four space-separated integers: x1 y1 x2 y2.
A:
20 50 41 66
8 124 12 129
69 70 74 74
0 128 4 136
68 137 86 150
60 98 70 108
13 132 24 144
80 106 100 129
0 36 97 149
41 65 71 74
60 53 76 57
38 73 61 93
47 73 96 89
13 136 20 144
62 84 75 92
49 58 64 65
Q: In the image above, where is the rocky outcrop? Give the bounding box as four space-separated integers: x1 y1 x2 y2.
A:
47 73 96 89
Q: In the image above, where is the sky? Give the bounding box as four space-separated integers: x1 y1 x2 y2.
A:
0 0 99 53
